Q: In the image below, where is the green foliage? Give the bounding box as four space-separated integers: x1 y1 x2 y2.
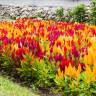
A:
72 4 88 23
17 54 56 88
0 51 14 73
57 3 96 25
10 16 17 20
56 7 64 20
37 11 45 19
64 9 74 22
17 54 36 82
1 55 14 72
54 72 96 96
33 58 56 88
90 0 96 25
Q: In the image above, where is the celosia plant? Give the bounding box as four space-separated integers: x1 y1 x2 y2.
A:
0 18 96 95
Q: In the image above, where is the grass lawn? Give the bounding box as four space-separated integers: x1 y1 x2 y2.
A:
0 75 39 96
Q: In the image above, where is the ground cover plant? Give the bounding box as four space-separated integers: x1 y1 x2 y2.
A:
0 18 96 95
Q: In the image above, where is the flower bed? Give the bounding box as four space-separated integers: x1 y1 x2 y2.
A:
0 18 96 95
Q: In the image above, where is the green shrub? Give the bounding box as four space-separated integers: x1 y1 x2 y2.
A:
33 58 56 88
90 0 96 25
56 7 64 20
17 54 36 83
72 4 88 23
0 47 14 73
55 73 96 96
64 9 74 22
37 11 45 19
17 54 56 88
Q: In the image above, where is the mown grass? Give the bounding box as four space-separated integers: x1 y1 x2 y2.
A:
0 75 39 96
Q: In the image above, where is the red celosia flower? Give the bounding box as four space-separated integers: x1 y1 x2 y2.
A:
37 48 44 59
71 40 75 46
64 46 67 53
78 40 81 45
54 54 63 62
49 54 53 61
0 29 8 35
12 51 15 59
56 41 61 47
75 23 85 30
68 29 74 36
50 47 53 53
59 57 70 71
16 48 26 59
78 63 85 70
72 46 80 57
0 45 3 50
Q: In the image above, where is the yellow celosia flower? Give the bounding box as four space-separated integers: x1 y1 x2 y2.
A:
56 68 64 80
84 54 93 65
74 34 78 42
56 36 64 45
53 45 62 54
85 65 92 75
64 63 81 79
76 64 81 78
84 65 95 83
84 45 96 66
13 44 18 50
93 66 96 80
